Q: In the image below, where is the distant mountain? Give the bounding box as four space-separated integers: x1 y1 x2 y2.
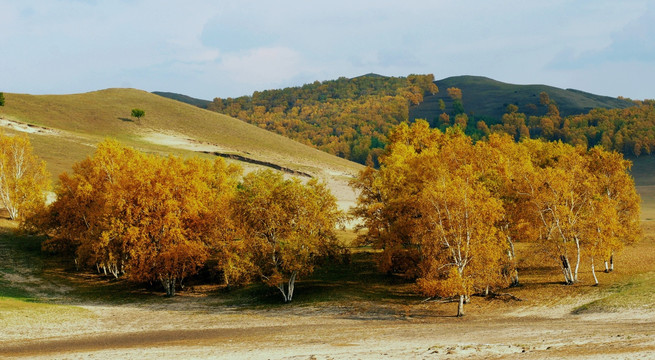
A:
410 75 634 123
152 91 211 109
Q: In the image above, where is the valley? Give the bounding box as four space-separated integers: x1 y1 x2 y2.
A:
0 85 654 359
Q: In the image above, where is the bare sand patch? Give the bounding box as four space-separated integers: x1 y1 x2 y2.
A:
140 131 227 153
0 118 58 135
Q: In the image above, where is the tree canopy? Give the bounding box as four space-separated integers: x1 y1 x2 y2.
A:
234 170 343 302
208 74 655 166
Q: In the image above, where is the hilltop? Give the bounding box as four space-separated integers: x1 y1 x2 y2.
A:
0 88 363 210
409 75 635 122
157 74 635 124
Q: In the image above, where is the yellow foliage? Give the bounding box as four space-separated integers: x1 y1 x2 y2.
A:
41 139 242 296
0 132 50 221
234 170 344 301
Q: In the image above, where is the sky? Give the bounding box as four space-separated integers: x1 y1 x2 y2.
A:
1 0 654 100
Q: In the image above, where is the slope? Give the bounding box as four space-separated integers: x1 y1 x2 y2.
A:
410 75 635 123
0 88 363 209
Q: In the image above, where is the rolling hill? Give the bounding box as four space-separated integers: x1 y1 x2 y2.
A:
409 75 635 123
0 89 363 210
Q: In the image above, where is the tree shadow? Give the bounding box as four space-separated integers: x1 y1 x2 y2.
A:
118 117 134 122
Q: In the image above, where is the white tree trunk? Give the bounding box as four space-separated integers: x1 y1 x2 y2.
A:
591 257 599 286
457 294 465 317
573 237 581 283
560 255 573 284
277 271 298 302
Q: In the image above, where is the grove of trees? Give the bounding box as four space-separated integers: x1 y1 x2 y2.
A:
445 90 655 158
351 120 641 316
36 140 343 298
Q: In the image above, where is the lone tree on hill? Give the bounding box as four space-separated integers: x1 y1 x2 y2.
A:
0 92 5 106
131 108 145 122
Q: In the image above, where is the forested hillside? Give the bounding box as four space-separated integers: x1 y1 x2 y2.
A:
487 98 655 156
207 74 438 166
205 74 653 165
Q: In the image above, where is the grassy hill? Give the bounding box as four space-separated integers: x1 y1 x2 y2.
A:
410 75 635 123
0 89 363 209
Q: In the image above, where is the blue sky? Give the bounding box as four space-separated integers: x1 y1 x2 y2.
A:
1 0 653 100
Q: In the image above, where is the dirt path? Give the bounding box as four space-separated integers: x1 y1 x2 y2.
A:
2 301 655 359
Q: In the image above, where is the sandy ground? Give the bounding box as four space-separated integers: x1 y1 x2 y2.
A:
0 118 59 136
2 295 655 360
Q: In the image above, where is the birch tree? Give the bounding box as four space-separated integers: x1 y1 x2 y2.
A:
416 163 507 316
235 170 343 302
0 133 50 221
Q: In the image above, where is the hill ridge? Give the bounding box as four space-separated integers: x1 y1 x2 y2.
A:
410 75 634 122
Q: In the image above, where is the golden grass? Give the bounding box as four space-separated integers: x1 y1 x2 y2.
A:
0 89 363 182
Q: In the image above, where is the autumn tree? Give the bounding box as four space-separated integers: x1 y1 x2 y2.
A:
415 160 507 317
438 99 446 111
41 140 242 296
515 141 590 284
447 87 462 100
234 170 343 302
351 120 445 276
479 133 537 286
0 133 50 221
